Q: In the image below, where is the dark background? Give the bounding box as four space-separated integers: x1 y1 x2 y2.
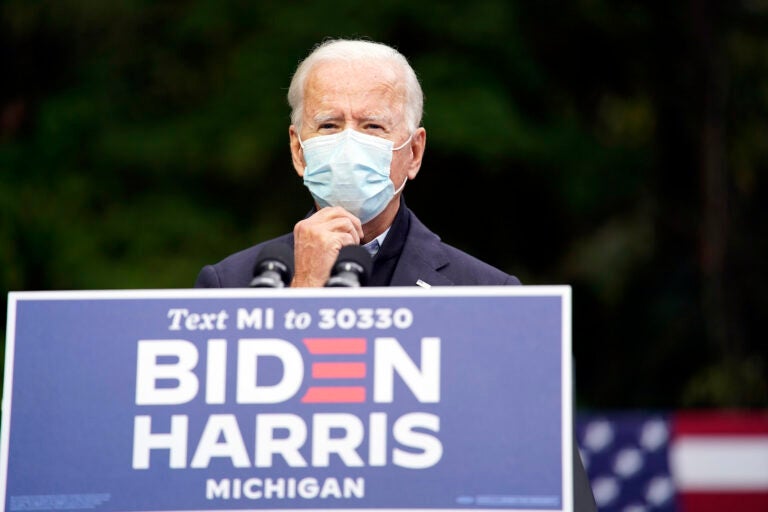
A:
1 0 766 411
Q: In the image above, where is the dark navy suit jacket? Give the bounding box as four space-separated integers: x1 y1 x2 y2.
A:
195 202 596 511
195 203 519 288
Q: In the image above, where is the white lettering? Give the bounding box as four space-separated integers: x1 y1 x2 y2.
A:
206 478 230 499
232 478 241 499
167 309 228 330
237 308 274 330
312 414 365 467
206 478 365 500
374 337 441 403
298 478 319 499
190 414 250 468
167 308 188 330
136 340 199 405
344 477 365 498
132 415 188 469
206 339 227 404
255 414 308 467
237 339 304 403
319 477 342 498
393 412 443 469
264 477 285 499
243 478 262 499
368 412 387 466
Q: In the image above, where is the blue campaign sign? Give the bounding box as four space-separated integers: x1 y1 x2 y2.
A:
1 287 572 512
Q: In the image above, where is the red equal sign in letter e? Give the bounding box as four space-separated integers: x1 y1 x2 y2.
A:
301 338 367 403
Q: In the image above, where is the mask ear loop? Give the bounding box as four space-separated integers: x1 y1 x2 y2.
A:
393 133 414 151
394 176 408 195
392 132 414 195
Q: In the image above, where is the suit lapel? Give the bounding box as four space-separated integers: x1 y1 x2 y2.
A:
390 208 454 287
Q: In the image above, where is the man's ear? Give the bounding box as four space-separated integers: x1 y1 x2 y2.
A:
289 125 305 177
407 127 427 179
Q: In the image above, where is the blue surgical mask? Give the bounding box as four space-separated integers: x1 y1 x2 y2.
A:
300 129 411 223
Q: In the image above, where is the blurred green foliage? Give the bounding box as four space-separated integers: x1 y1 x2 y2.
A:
1 0 766 410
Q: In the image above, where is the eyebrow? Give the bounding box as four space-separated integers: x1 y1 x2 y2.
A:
305 114 336 128
358 114 395 127
312 113 341 125
310 112 394 126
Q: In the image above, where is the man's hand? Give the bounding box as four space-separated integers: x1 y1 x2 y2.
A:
291 207 364 287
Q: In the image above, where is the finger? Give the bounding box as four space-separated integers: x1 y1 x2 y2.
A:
319 207 364 239
302 208 362 243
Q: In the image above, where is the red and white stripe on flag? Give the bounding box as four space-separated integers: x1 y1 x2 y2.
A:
670 411 768 512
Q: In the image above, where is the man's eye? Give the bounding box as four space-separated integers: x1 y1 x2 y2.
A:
319 123 337 130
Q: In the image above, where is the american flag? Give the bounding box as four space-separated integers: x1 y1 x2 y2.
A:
575 411 768 512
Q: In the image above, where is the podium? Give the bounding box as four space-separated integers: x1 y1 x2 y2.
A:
1 287 573 511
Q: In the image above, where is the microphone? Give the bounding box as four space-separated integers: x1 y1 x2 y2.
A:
249 242 294 288
325 245 373 287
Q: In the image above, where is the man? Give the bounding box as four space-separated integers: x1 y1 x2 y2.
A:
195 38 519 289
195 39 596 511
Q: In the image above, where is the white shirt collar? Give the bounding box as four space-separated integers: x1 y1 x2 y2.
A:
361 227 390 257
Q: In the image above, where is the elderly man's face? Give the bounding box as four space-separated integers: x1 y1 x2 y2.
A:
289 59 421 196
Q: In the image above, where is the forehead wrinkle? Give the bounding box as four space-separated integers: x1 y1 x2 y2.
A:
303 60 407 126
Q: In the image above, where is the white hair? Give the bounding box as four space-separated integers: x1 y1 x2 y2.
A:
287 39 423 132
